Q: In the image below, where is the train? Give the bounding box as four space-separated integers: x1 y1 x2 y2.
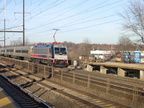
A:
90 50 144 63
115 51 143 63
0 42 69 67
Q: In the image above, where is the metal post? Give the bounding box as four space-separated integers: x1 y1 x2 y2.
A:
4 0 6 47
44 66 46 78
27 62 29 70
61 71 63 80
37 64 39 73
4 19 6 47
32 63 34 73
23 0 25 46
73 72 75 84
87 74 90 88
133 84 138 107
51 67 54 78
19 60 22 67
106 78 110 95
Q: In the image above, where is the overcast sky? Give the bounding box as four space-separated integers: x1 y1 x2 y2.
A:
0 0 130 45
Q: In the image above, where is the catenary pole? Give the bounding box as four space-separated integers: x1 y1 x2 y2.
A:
23 0 25 46
4 0 6 47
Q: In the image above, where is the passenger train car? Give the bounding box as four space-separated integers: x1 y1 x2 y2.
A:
0 42 69 67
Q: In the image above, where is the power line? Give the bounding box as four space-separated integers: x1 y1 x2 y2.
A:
29 14 116 34
0 0 128 44
12 0 94 28
27 19 121 37
58 15 116 28
8 0 117 30
7 0 65 29
60 19 121 33
28 0 125 31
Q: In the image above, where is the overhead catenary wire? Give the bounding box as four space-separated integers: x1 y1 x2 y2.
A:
0 0 22 29
8 0 66 29
60 19 122 33
0 0 129 44
5 0 122 29
27 0 125 31
50 15 117 29
25 0 126 34
10 0 111 27
29 14 117 35
1 0 125 30
6 0 88 30
27 18 121 37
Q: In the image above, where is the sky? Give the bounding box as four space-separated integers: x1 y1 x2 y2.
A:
0 0 130 46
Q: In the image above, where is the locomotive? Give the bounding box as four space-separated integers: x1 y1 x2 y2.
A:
0 42 69 67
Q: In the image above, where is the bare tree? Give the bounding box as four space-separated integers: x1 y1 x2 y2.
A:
79 38 91 56
117 35 135 51
63 39 92 60
120 0 144 43
9 38 23 46
9 38 31 46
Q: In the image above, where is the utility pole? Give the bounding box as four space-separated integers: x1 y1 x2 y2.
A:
23 0 25 46
14 0 30 46
4 0 6 47
53 29 59 42
0 0 26 46
0 0 7 47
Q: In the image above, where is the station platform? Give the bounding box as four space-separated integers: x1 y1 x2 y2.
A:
0 88 18 108
88 62 144 80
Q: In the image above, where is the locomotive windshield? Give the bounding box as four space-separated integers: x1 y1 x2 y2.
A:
55 47 67 55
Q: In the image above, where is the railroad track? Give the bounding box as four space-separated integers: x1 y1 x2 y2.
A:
0 74 52 108
0 62 130 108
53 68 144 105
44 79 130 108
1 56 144 107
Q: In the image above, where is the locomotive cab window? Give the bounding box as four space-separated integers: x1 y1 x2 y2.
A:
55 47 67 55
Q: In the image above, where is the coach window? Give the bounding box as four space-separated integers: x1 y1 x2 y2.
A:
22 50 28 53
16 50 21 53
10 49 14 52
